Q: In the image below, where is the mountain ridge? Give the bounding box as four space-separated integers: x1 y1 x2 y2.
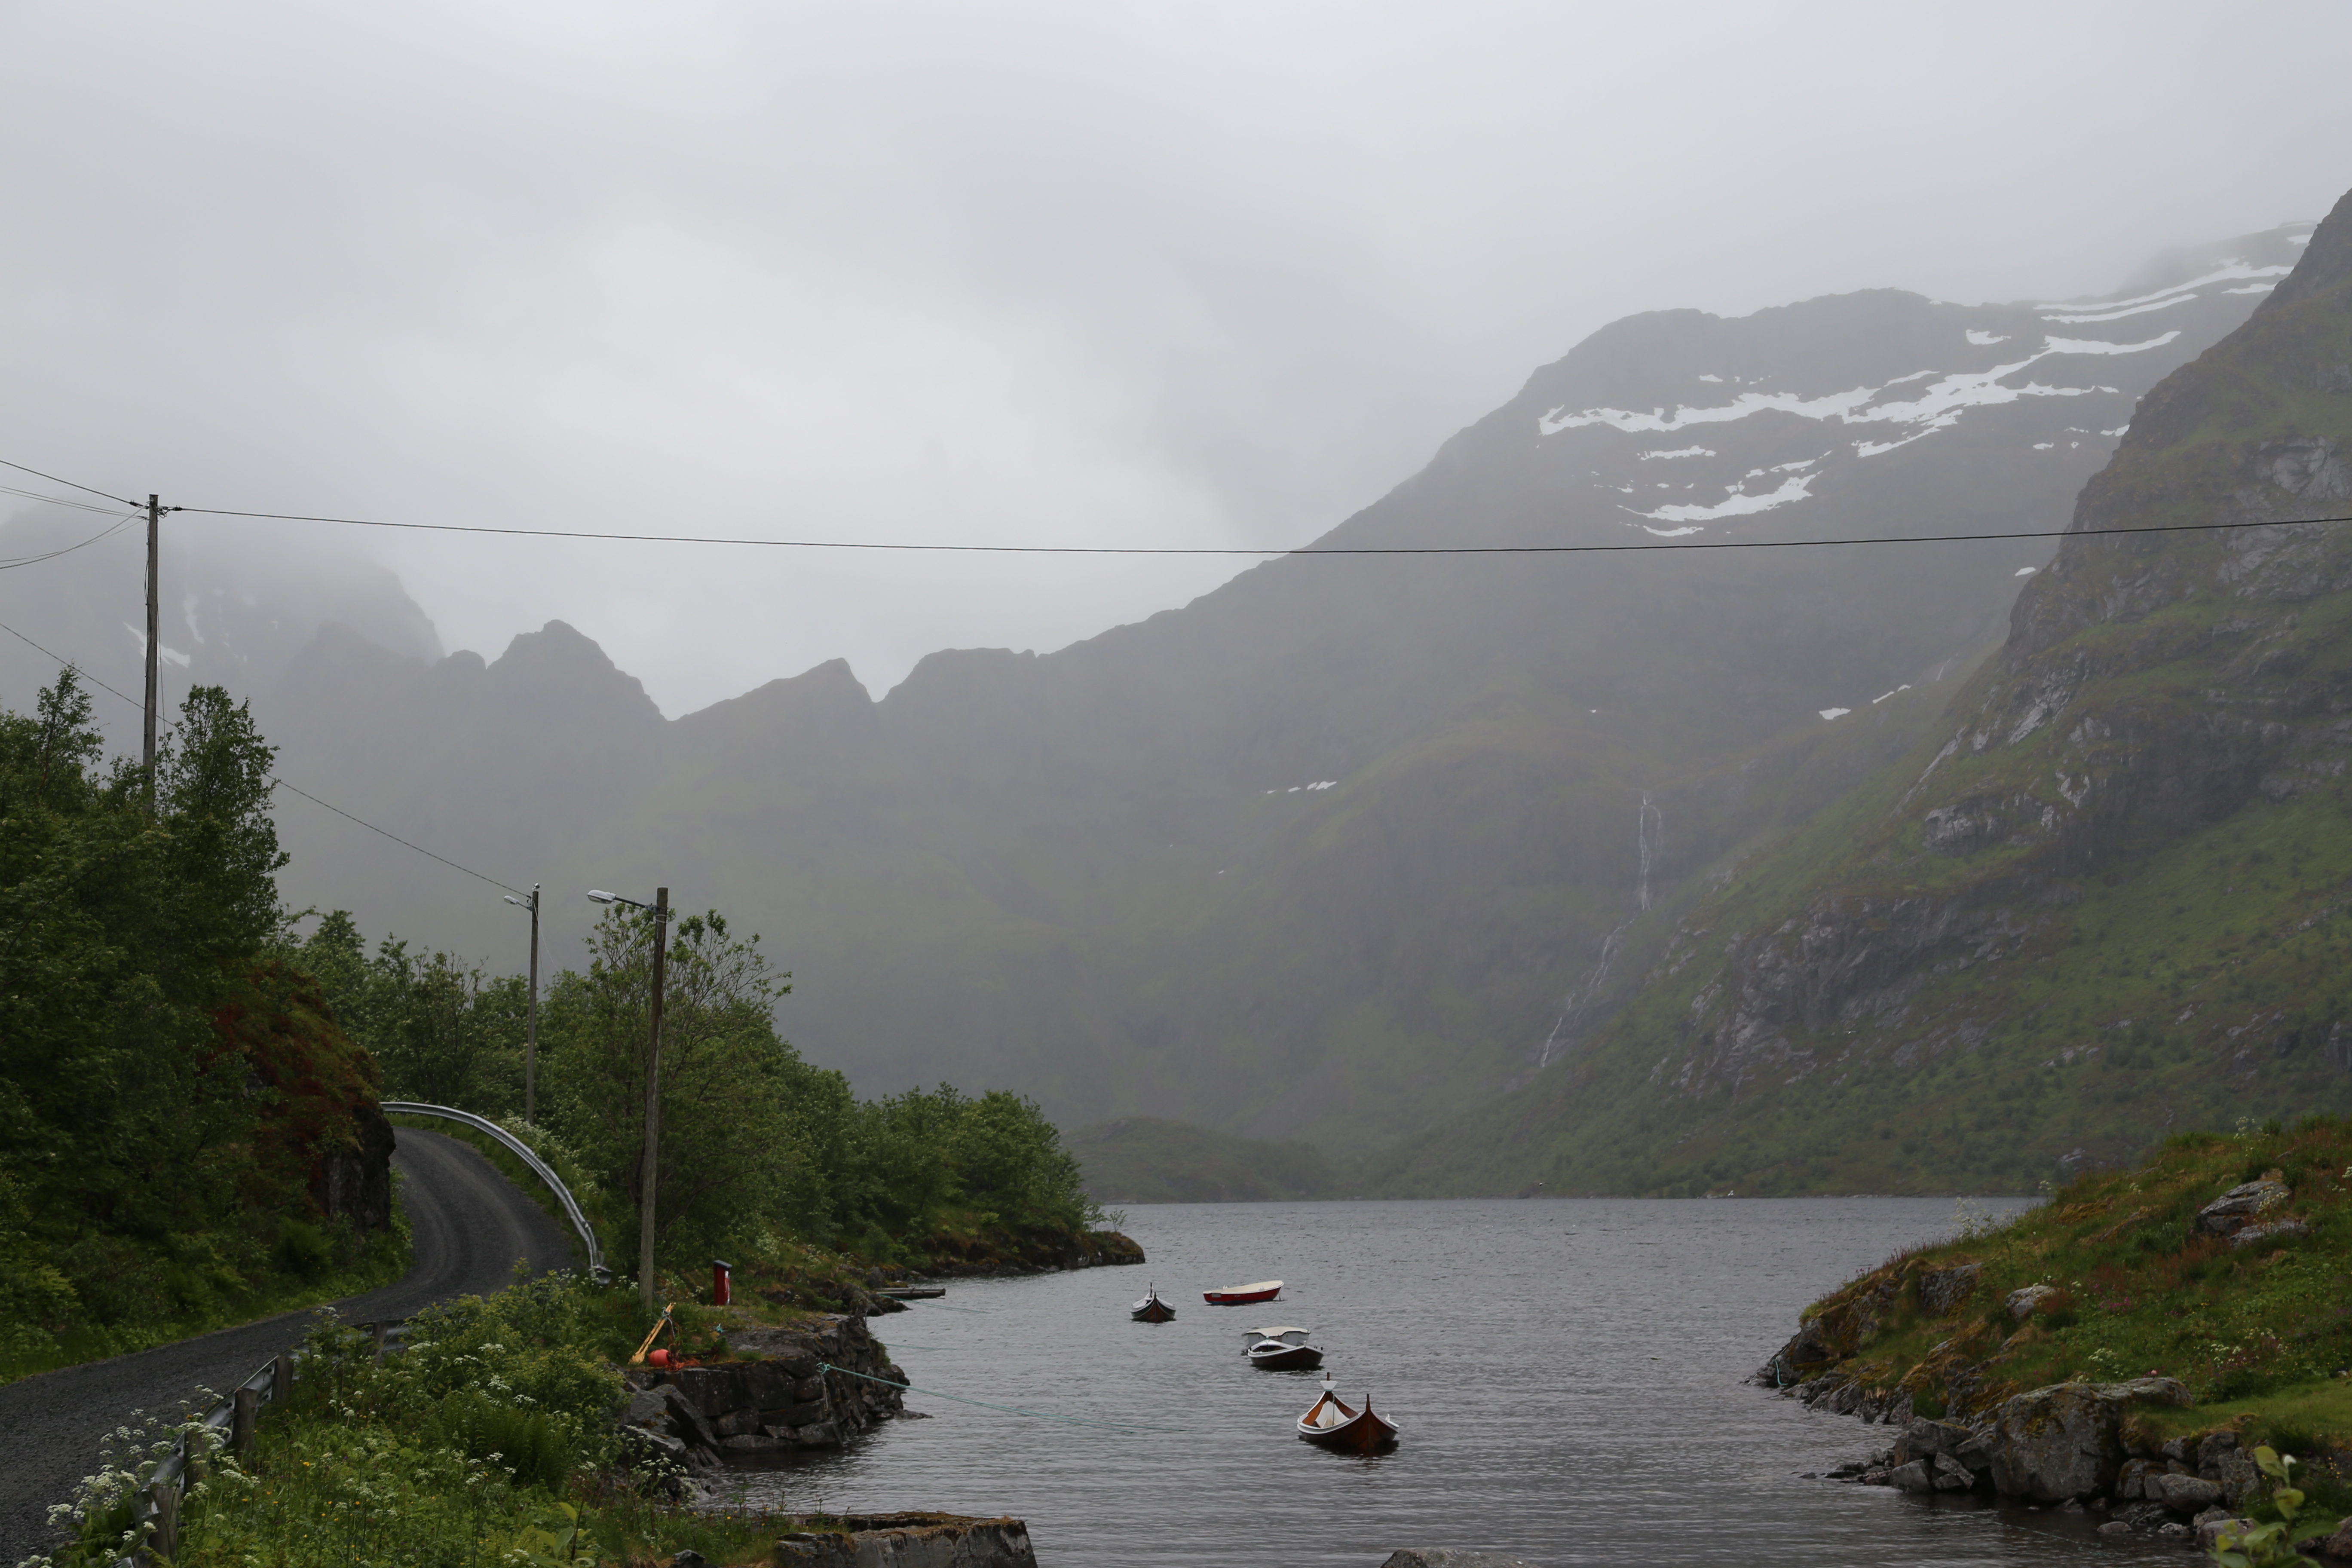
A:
3 214 2315 1161
1378 191 2352 1196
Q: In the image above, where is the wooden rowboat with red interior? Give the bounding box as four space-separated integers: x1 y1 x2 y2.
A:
1203 1279 1282 1305
1296 1373 1399 1452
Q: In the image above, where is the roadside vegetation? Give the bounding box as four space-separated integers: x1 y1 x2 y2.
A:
3 668 1119 1393
310 898 1110 1284
32 1272 831 1568
0 675 405 1385
1779 1115 2352 1522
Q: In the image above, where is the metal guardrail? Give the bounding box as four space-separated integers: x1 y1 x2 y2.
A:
382 1101 606 1278
114 1320 412 1565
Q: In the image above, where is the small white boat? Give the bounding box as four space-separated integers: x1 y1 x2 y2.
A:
1242 1326 1323 1371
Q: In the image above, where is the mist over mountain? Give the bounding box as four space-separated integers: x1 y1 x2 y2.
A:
0 508 440 752
1388 192 2352 1195
3 217 2313 1160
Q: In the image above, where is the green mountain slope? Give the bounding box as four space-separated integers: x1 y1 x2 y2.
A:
1386 190 2352 1196
1069 1117 1343 1203
208 221 2309 1155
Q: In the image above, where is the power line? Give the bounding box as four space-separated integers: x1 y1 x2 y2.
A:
266 778 527 897
0 510 141 571
0 616 527 898
5 451 2349 556
165 503 2352 557
0 456 138 508
0 485 139 518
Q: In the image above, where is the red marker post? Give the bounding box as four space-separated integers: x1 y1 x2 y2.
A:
711 1258 732 1307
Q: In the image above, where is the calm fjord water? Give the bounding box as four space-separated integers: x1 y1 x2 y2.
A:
720 1198 2176 1567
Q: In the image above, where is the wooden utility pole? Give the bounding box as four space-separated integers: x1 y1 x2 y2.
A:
142 494 160 784
638 886 670 1314
525 883 541 1124
509 885 543 1121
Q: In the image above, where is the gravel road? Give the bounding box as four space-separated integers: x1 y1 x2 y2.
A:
0 1127 577 1566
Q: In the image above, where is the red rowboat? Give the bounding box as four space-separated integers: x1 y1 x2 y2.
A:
1203 1279 1282 1305
1296 1373 1400 1452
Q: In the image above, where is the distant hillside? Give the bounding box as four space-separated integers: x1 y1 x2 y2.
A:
6 217 2307 1158
1069 1117 1343 1203
1384 190 2352 1196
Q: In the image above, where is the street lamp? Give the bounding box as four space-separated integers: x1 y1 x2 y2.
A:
502 885 540 1124
588 886 671 1313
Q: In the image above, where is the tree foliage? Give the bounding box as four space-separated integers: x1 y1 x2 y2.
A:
533 906 1098 1273
0 674 384 1357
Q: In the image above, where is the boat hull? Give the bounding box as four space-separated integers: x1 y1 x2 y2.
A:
1246 1343 1323 1370
1203 1286 1282 1305
1131 1297 1176 1323
1297 1406 1399 1452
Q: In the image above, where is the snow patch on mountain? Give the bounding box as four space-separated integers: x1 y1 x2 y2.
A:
1639 446 1716 460
2034 260 2291 315
1540 332 2173 449
1633 472 1816 523
2041 294 2199 325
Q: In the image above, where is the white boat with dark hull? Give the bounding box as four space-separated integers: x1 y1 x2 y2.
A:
1242 1326 1323 1370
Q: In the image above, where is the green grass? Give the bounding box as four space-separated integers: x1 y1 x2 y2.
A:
1777 1118 2352 1453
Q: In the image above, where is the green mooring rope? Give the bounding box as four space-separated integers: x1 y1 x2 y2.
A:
818 1362 1185 1433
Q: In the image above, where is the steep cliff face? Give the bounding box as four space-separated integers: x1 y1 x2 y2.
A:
1385 190 2352 1196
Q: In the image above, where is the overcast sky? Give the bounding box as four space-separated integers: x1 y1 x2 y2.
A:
4 0 2348 714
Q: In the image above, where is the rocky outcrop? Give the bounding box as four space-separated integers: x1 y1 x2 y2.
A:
2197 1178 2291 1237
1818 1376 2291 1541
772 1513 1036 1566
1986 1377 2191 1502
620 1314 907 1466
1917 1263 1980 1317
2231 1217 2311 1249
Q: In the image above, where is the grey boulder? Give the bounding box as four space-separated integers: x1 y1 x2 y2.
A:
2004 1284 2058 1320
2149 1473 2224 1511
2231 1218 2312 1249
1932 1454 1975 1492
2196 1179 2289 1237
1986 1378 2192 1502
1887 1461 1934 1493
1893 1416 1975 1466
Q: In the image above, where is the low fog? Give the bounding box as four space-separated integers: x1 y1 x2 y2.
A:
4 0 2350 717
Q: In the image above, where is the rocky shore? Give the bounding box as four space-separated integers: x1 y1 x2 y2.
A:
621 1313 910 1467
905 1225 1145 1278
1799 1384 2352 1551
772 1513 1037 1565
1758 1168 2352 1553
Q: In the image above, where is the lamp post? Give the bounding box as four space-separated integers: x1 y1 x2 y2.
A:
589 886 669 1313
502 885 541 1124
